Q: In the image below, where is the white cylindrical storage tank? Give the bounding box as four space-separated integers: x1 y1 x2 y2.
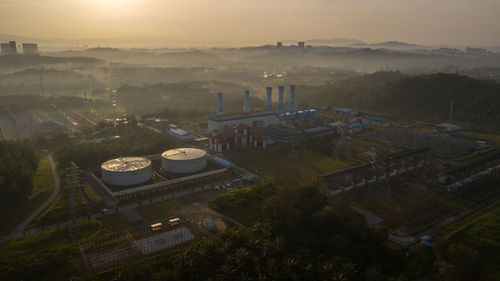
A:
162 148 207 174
101 157 152 186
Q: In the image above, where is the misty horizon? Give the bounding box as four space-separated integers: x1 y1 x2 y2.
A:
1 0 500 47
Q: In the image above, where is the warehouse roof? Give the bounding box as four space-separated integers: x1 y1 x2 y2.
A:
436 123 462 132
208 110 275 122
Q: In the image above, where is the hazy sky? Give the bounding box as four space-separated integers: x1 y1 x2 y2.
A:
1 0 499 46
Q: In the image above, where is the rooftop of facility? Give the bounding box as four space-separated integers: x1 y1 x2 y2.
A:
208 110 275 122
168 128 193 136
362 115 391 122
336 108 357 114
436 123 462 131
162 148 207 161
101 157 151 172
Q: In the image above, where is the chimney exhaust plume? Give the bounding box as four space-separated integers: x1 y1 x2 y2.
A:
288 85 296 111
278 86 285 113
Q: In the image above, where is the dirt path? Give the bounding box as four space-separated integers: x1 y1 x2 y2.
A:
7 155 60 240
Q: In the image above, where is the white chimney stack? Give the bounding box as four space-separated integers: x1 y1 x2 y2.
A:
243 90 251 113
266 87 273 111
216 92 224 115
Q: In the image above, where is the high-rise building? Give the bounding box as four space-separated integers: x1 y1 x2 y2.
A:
1 41 17 55
298 41 305 48
22 43 38 55
277 41 283 48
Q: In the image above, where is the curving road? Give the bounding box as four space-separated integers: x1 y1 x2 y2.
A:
7 155 61 240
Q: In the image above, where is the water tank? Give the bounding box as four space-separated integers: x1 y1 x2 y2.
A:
162 148 207 174
101 157 152 186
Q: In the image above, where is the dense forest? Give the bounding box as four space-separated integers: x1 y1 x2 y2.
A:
0 141 39 207
93 183 404 281
300 72 500 130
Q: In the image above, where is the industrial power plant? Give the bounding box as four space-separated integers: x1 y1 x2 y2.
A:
208 85 325 152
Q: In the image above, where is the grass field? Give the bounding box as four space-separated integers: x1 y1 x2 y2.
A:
433 199 500 279
356 183 464 235
232 147 352 186
0 156 54 236
136 198 186 222
97 213 131 233
29 169 88 229
464 131 500 145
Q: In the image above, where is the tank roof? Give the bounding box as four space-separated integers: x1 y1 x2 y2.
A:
101 157 151 172
162 148 206 161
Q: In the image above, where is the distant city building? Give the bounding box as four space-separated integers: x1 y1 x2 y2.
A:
1 41 17 55
276 41 283 48
466 47 490 56
22 43 38 55
298 41 305 48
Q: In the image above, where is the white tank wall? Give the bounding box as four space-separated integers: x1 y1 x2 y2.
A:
162 156 207 174
102 165 152 186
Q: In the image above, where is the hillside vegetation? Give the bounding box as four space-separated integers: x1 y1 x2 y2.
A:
301 72 500 131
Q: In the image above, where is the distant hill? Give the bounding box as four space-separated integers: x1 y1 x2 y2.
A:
306 38 366 46
0 55 104 71
301 72 500 130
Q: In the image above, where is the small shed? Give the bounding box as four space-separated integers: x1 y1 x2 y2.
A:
420 235 436 247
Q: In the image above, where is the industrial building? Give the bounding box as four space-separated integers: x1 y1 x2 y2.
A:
101 157 152 187
166 127 195 142
207 86 328 151
32 120 66 136
208 90 277 132
336 108 358 118
209 123 268 152
22 43 38 54
1 41 17 55
362 115 391 127
161 148 207 174
436 123 462 136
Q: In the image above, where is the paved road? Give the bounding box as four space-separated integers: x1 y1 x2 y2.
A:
7 155 61 240
351 206 383 226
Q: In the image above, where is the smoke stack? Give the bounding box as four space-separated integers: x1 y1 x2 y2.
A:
216 92 224 116
288 85 296 111
278 86 285 113
266 87 273 111
243 90 251 113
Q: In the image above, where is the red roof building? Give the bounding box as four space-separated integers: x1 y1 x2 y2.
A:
209 123 268 152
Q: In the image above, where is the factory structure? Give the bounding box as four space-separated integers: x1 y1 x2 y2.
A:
207 85 323 152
